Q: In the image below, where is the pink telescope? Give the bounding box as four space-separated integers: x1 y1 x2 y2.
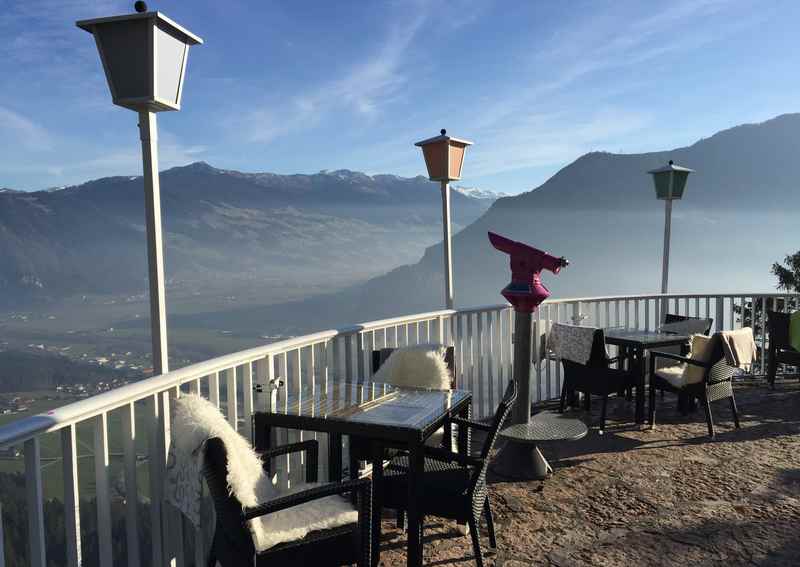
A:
488 231 568 313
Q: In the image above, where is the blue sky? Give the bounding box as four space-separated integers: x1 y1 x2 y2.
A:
2 0 799 193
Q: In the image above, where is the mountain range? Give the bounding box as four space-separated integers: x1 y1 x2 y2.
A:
0 163 495 307
167 113 800 335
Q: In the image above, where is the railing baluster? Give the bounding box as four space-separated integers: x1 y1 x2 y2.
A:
243 361 254 440
644 299 650 331
94 413 113 567
224 367 238 430
61 425 82 567
476 312 486 418
487 311 496 413
148 394 164 567
121 404 140 567
0 503 5 567
209 371 220 408
356 333 365 381
760 296 768 375
24 437 46 567
729 297 735 332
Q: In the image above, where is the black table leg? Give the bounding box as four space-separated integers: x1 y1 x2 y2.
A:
328 432 342 483
634 347 645 423
370 442 383 567
406 441 424 567
457 403 471 457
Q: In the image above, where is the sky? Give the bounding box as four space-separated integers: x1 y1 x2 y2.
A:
2 0 800 194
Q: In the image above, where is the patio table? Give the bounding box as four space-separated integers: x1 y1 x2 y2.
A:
604 329 690 423
253 380 472 567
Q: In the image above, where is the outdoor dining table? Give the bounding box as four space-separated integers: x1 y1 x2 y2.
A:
253 380 473 567
603 329 691 423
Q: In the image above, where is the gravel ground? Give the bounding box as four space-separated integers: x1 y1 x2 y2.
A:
378 381 800 566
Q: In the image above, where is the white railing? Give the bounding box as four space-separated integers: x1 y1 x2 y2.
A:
0 293 795 567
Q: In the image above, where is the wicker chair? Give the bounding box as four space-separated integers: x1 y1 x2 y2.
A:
658 314 714 410
649 333 741 438
376 380 516 567
202 437 372 567
558 329 637 433
766 310 800 387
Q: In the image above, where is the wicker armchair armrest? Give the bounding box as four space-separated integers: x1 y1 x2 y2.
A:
450 416 492 432
649 350 707 367
260 440 318 483
242 478 370 520
423 446 484 468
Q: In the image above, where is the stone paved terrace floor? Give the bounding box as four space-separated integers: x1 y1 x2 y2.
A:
378 381 800 567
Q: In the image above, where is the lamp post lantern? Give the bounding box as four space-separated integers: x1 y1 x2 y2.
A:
415 130 473 310
77 2 203 376
647 160 694 301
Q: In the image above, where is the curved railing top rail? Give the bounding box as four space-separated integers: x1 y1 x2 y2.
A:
1 292 795 447
0 306 490 448
542 292 800 303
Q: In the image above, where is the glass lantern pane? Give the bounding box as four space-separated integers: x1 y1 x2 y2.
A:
671 171 689 198
652 172 672 199
96 20 150 103
155 23 187 106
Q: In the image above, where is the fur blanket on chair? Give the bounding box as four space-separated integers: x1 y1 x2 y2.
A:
166 394 357 552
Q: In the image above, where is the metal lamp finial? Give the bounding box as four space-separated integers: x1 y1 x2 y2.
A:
440 129 446 136
134 1 147 13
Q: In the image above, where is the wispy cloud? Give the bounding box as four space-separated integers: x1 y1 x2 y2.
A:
231 2 432 144
0 106 54 151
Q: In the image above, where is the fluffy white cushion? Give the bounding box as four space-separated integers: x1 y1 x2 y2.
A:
372 343 452 391
654 334 714 388
170 395 357 552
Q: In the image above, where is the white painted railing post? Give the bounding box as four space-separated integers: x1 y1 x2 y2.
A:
148 394 164 567
94 413 113 566
24 438 46 567
0 502 5 567
61 425 82 567
121 404 140 567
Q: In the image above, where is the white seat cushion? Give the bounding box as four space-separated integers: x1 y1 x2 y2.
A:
249 483 358 552
654 364 692 389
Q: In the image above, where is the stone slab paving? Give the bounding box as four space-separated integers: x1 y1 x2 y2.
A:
378 382 800 566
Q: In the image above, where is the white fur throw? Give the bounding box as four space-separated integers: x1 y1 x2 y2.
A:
372 343 452 390
167 394 357 552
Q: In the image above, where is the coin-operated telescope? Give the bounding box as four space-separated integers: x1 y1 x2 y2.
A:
488 231 568 313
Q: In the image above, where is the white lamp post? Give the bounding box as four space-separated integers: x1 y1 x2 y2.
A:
414 129 473 309
77 2 203 376
648 160 694 297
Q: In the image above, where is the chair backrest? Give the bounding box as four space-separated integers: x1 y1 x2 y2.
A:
372 346 456 388
468 380 517 503
663 314 714 335
767 310 792 350
699 333 737 384
202 437 256 562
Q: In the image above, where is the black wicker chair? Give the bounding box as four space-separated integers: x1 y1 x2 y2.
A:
766 310 800 388
202 437 371 567
558 329 637 433
657 314 714 410
376 380 517 567
350 346 457 471
649 333 741 438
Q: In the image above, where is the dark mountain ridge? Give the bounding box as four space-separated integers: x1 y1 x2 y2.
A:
0 164 492 305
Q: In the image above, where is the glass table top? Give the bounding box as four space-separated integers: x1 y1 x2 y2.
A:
270 381 471 432
604 328 690 345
